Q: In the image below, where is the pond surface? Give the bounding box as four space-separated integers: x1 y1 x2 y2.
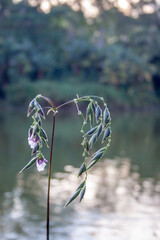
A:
0 109 160 240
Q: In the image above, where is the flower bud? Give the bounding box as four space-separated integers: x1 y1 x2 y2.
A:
89 133 97 148
78 163 86 177
27 99 35 117
81 138 89 152
79 185 86 202
86 102 92 121
95 105 102 122
103 108 110 126
65 189 81 207
76 180 85 191
35 102 45 119
102 128 111 142
40 128 48 141
28 127 33 137
90 151 103 162
32 142 40 154
96 124 102 138
84 126 97 136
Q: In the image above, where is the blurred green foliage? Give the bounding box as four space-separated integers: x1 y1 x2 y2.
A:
0 0 160 107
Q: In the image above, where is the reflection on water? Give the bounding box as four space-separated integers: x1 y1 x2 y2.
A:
0 110 160 240
1 159 160 240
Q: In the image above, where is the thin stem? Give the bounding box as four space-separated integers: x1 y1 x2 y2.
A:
46 113 56 240
56 95 103 110
56 99 76 110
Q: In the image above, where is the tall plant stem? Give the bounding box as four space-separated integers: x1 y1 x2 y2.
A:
47 113 56 240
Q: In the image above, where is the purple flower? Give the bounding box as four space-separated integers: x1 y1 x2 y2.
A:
28 135 38 149
36 157 47 172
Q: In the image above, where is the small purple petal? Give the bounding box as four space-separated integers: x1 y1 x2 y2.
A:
36 160 46 172
43 158 48 163
28 136 38 149
36 157 48 172
37 158 43 165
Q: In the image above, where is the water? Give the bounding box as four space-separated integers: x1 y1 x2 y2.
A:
0 109 160 240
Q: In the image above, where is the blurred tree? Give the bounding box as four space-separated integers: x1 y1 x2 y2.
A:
0 0 159 101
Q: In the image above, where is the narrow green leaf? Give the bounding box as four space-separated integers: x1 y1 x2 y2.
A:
65 189 81 207
19 156 37 173
79 185 86 202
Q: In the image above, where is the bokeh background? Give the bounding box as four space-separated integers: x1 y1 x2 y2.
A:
0 0 160 239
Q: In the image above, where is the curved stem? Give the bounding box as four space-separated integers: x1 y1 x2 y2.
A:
56 99 76 110
46 113 56 240
56 95 104 110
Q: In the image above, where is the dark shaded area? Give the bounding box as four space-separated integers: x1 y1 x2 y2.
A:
0 0 160 107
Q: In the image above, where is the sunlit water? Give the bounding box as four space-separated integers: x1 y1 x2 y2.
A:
0 110 160 240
